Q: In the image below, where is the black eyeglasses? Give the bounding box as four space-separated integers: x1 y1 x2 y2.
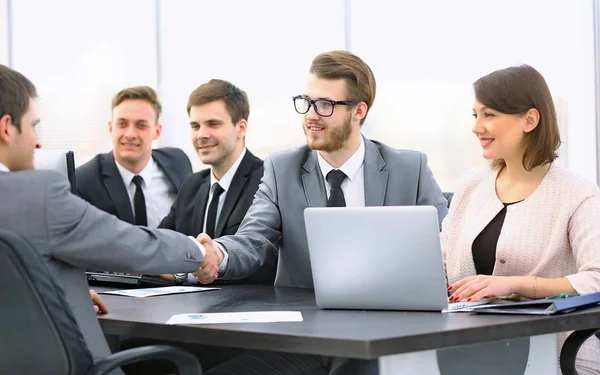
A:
292 95 356 117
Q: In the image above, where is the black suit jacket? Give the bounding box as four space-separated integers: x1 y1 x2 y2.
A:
159 150 276 284
75 147 192 224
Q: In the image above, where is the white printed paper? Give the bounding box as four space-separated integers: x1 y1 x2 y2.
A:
166 311 303 325
99 286 220 298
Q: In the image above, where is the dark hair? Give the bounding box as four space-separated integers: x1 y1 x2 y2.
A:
474 64 561 171
0 64 37 132
111 86 162 120
309 50 376 125
187 79 249 124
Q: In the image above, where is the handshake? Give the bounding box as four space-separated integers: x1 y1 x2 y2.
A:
194 233 225 284
161 233 224 285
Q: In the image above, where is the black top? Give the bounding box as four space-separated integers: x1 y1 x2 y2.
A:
472 201 521 275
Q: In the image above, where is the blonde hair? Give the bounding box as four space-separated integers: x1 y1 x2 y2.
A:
111 86 162 121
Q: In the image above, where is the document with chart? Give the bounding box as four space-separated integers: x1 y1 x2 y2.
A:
166 311 303 325
99 286 220 298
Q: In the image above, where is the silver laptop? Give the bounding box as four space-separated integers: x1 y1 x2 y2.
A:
304 206 454 311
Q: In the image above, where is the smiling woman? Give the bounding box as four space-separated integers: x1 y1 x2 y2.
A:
472 65 561 173
442 65 600 375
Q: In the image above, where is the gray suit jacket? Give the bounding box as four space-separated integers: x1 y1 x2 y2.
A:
0 169 204 367
218 137 448 288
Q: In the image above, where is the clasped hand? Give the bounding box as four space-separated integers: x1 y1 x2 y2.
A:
193 233 223 284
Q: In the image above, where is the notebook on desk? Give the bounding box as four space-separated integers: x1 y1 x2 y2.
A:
86 272 174 287
473 292 600 315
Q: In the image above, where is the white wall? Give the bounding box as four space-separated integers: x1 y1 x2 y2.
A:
10 0 158 164
158 0 346 171
350 0 597 190
0 0 9 65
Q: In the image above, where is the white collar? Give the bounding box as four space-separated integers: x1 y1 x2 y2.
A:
115 156 159 187
317 136 365 182
0 161 8 172
210 148 247 192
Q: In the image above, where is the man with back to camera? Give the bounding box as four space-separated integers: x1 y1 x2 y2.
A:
0 64 220 374
76 86 192 228
196 50 449 375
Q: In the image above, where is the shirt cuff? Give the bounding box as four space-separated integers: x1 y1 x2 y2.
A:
214 241 229 273
187 273 198 284
188 236 206 257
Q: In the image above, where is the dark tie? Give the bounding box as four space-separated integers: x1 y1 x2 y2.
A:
326 170 347 207
205 183 225 238
132 175 147 226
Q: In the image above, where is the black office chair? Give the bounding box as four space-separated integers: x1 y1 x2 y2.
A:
442 192 454 208
0 229 202 375
560 328 600 375
34 149 77 193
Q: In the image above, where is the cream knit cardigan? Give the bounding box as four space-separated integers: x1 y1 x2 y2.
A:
441 163 600 374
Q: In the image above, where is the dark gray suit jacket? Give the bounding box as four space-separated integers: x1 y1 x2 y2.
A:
75 147 192 224
217 137 449 288
0 170 204 368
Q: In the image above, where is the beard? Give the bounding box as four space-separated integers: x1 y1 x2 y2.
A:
304 112 353 152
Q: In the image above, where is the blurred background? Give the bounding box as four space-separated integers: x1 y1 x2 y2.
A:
0 0 597 191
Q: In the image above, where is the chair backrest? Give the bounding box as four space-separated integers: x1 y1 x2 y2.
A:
34 149 77 193
0 229 92 375
442 192 454 208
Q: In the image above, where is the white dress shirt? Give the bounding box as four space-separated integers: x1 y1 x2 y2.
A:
317 137 366 206
188 148 247 283
115 157 177 228
203 148 247 233
216 137 366 272
0 162 8 172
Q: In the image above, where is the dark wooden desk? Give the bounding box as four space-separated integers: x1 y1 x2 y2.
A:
96 285 600 375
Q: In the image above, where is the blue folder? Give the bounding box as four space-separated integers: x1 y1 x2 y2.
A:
474 292 600 315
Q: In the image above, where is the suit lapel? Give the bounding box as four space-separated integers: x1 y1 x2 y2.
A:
215 152 256 237
192 179 211 235
301 150 327 207
101 152 135 224
153 150 179 192
363 138 388 206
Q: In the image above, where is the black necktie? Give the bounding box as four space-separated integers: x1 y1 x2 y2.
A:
205 183 225 238
326 170 347 207
132 175 147 226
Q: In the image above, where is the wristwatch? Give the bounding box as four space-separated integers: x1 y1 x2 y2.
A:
173 273 187 285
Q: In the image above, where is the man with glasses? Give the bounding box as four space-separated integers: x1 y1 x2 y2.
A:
196 50 448 375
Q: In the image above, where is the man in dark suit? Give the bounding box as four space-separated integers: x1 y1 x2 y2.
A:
159 79 276 285
76 86 192 228
121 79 276 375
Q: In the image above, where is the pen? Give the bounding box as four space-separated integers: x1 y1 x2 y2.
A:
546 293 579 299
